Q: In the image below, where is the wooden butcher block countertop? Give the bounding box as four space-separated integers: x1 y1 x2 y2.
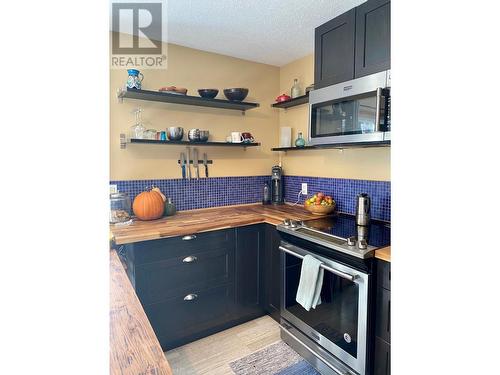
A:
110 203 390 261
110 250 173 375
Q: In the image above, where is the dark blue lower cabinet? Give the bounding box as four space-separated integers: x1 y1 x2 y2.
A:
263 224 281 322
145 283 236 350
235 225 266 319
373 337 390 375
123 225 267 351
374 259 391 375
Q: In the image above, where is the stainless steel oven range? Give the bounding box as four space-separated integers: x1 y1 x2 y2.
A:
277 215 390 375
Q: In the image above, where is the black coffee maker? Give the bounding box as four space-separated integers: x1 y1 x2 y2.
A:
271 165 284 205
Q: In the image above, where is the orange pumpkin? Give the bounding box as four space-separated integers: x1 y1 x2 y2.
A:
132 190 164 220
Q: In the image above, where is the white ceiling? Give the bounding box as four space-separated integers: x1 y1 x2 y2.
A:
112 0 366 66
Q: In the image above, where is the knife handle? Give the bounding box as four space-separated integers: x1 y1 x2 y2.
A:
205 165 209 178
182 165 186 179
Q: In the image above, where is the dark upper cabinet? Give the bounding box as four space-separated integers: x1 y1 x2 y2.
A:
314 8 356 89
264 224 282 322
355 0 391 77
235 225 266 318
314 1 390 89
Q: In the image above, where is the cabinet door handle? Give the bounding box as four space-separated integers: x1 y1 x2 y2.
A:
182 255 197 263
183 293 198 301
182 234 197 241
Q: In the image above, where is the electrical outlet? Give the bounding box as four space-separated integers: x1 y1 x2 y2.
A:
110 184 118 194
301 183 308 195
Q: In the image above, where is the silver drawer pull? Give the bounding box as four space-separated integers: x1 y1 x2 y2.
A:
182 234 197 241
183 293 198 301
182 255 197 263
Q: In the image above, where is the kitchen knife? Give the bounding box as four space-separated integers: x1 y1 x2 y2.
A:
186 147 191 180
203 153 208 178
193 148 199 180
180 152 186 179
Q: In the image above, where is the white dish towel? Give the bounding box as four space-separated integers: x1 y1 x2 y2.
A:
295 254 324 311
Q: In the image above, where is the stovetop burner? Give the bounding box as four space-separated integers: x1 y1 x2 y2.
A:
278 213 390 259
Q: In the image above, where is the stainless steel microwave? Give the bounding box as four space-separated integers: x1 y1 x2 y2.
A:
308 70 391 146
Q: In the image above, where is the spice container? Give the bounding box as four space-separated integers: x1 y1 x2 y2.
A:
110 193 132 223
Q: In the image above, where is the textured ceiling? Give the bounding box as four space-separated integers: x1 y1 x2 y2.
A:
112 0 366 66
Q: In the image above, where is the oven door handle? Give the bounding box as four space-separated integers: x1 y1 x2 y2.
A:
279 246 357 282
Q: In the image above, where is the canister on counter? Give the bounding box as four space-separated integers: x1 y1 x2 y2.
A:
160 131 167 141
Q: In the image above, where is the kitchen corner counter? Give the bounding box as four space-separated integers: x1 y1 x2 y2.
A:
110 203 323 245
110 203 390 260
375 246 391 262
110 250 173 375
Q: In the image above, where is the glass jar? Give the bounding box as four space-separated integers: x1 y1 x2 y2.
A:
110 193 132 223
291 78 301 98
164 198 177 216
295 132 306 147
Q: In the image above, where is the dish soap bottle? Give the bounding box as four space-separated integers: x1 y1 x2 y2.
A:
295 132 306 147
291 78 301 98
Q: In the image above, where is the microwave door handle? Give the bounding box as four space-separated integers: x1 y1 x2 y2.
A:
374 87 382 132
279 246 357 282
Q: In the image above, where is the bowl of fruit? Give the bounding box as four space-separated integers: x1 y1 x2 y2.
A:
304 192 335 215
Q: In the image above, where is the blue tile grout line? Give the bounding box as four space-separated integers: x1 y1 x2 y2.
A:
110 176 390 221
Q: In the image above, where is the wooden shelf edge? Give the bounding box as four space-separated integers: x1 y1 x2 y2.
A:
129 138 260 147
271 94 309 109
119 88 260 112
271 141 390 151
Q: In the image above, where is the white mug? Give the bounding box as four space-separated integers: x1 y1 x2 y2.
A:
231 132 243 143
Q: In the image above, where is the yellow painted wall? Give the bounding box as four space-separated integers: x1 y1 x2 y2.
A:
278 55 391 181
110 34 389 181
110 34 279 180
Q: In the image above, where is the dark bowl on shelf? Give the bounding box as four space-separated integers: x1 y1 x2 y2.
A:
198 89 219 99
223 88 249 102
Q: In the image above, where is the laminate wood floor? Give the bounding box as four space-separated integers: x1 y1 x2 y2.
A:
165 316 280 375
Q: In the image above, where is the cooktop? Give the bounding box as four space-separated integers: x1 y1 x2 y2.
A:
277 213 391 259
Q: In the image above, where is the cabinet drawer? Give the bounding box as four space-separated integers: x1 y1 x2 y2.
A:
375 287 391 343
377 259 391 290
130 228 235 265
145 283 235 347
135 247 234 305
374 337 391 375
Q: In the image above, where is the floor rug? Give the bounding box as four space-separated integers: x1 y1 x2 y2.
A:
229 340 320 375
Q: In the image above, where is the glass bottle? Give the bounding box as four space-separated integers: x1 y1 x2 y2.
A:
130 108 145 139
295 132 306 147
291 78 301 98
165 198 177 216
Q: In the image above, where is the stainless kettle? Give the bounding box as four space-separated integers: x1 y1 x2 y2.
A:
356 193 371 226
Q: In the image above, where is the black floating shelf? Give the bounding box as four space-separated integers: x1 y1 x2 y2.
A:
271 93 309 109
130 139 260 147
271 141 390 151
120 88 259 112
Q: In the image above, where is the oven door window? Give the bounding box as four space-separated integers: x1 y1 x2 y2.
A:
285 254 359 358
311 94 378 138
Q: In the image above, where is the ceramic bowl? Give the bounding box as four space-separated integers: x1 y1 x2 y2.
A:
223 88 249 101
198 89 219 99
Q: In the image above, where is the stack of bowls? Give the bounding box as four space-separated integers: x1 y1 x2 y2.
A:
188 129 209 142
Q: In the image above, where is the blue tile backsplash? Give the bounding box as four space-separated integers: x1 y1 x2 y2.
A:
283 176 391 222
111 175 390 221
